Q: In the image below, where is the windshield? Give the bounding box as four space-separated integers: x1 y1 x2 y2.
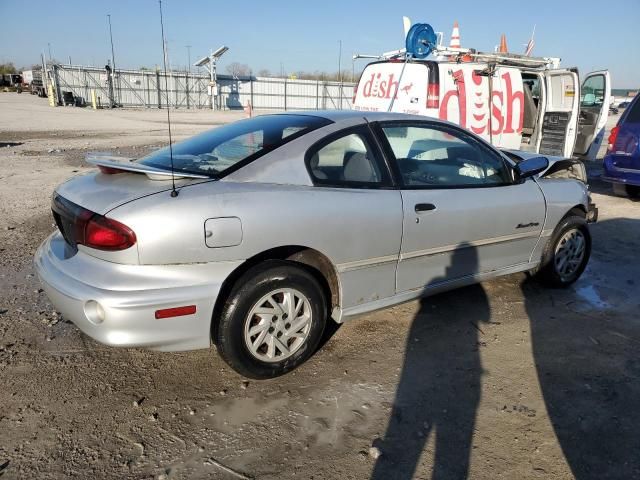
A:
138 114 331 177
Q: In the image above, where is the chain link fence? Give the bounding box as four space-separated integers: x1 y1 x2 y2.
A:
49 64 355 111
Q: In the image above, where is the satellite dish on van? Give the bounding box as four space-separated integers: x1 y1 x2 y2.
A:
405 23 437 58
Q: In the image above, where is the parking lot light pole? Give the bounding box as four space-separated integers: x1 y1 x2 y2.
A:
107 14 117 107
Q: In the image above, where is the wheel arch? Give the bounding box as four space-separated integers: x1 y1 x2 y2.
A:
211 246 341 340
564 204 587 219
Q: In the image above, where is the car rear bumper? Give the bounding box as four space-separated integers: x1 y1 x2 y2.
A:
602 154 640 186
601 175 640 187
34 233 242 352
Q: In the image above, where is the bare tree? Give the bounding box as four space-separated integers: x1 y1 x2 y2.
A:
225 62 251 77
0 63 17 74
257 68 272 78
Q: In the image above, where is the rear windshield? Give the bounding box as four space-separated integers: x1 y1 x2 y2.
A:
624 96 640 123
138 114 331 177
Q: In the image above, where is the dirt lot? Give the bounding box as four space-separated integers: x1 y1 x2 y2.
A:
1 93 639 480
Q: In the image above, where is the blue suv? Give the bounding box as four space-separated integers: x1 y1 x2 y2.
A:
603 95 640 197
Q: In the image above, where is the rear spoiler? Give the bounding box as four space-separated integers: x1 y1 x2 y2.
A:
86 154 210 181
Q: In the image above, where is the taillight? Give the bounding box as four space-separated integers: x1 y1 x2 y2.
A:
607 125 620 153
52 195 137 252
427 83 440 109
84 215 136 251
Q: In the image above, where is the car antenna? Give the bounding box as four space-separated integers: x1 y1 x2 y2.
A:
158 0 178 197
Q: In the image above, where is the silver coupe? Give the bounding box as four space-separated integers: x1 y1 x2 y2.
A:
35 111 596 378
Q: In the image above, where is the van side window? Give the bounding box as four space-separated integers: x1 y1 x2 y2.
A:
306 130 387 187
381 124 511 187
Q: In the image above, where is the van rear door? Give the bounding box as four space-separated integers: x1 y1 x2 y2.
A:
573 70 611 160
537 69 579 157
353 61 431 115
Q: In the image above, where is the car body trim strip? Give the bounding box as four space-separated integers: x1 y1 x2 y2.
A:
336 230 543 272
336 254 399 273
399 230 542 261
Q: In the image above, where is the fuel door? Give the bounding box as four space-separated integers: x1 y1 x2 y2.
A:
204 217 243 248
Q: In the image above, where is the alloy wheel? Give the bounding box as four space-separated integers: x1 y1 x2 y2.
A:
243 288 313 363
554 228 586 281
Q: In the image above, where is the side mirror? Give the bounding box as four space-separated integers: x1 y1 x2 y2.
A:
515 156 549 180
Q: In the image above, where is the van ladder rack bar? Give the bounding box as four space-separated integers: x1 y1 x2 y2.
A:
354 48 560 70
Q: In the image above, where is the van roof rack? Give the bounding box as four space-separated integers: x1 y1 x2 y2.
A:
354 46 560 70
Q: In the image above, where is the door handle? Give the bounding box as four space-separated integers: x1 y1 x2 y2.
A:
415 203 436 213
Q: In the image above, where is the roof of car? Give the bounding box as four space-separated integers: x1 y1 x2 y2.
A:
271 109 429 123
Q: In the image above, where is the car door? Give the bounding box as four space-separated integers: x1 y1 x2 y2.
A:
375 121 546 293
304 125 404 310
574 70 611 160
536 69 580 157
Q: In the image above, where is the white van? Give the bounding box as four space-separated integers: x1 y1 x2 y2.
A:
353 58 611 160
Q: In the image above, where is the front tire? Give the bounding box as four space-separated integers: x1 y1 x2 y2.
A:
215 260 327 379
535 215 591 288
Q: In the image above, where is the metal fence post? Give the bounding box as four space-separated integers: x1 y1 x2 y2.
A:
250 76 254 110
53 64 62 105
284 78 287 111
316 80 319 110
186 73 190 109
156 70 161 108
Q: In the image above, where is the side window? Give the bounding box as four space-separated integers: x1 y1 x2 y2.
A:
581 75 605 107
307 130 386 186
381 124 511 187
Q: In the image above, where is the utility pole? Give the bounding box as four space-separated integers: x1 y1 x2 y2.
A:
338 40 342 108
185 45 191 109
351 56 354 82
107 14 116 73
338 40 342 82
107 14 117 107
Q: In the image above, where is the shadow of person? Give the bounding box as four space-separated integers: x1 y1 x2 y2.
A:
522 218 640 479
372 243 490 479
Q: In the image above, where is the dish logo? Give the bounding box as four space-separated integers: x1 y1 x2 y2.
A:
439 69 524 135
361 73 408 99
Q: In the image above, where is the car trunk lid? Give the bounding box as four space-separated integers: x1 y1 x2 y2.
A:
56 162 211 216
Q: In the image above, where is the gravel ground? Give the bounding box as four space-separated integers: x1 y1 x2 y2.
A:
1 93 639 480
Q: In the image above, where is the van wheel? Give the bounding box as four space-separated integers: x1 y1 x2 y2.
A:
535 215 591 288
214 260 327 379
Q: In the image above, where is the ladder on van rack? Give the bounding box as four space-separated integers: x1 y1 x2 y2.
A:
354 47 560 70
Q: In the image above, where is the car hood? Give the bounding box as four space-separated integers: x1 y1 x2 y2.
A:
501 149 587 183
55 170 211 215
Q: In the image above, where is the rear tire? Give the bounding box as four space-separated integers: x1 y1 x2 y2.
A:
612 183 640 198
535 215 591 288
214 260 327 379
626 185 640 198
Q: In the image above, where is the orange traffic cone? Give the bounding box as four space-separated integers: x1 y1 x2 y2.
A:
449 21 461 48
498 34 508 53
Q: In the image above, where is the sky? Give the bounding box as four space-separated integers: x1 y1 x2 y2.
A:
1 0 638 88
